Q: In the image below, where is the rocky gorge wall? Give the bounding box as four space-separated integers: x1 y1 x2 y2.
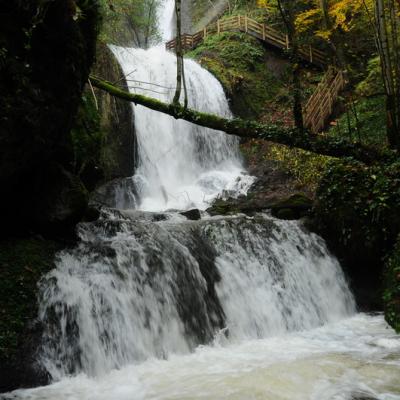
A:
0 0 135 392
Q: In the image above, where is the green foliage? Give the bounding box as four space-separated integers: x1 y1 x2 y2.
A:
98 0 161 46
315 159 400 254
356 56 384 97
267 144 330 192
328 56 387 148
0 239 61 360
330 96 387 147
384 235 400 332
187 32 286 118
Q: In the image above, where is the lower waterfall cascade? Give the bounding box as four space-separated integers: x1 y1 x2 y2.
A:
2 0 400 399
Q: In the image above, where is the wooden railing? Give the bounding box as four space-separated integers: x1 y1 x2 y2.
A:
166 15 327 66
303 67 346 133
166 15 346 133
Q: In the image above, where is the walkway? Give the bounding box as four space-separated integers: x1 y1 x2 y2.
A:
166 15 347 133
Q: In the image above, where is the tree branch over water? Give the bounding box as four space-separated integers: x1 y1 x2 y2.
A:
89 75 395 164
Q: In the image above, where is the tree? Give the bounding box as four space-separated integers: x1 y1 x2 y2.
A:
258 0 305 131
172 0 188 107
295 0 373 68
277 0 304 131
99 0 161 47
369 0 400 149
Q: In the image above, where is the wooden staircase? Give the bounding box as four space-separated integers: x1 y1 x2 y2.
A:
166 15 346 133
166 15 327 67
303 67 346 133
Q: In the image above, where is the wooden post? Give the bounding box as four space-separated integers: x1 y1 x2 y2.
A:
217 19 221 34
238 15 240 27
245 16 248 32
203 27 207 39
263 24 266 40
285 34 289 49
309 46 313 63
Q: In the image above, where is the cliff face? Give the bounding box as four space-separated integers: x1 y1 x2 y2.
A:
0 0 99 235
0 1 100 390
89 43 136 182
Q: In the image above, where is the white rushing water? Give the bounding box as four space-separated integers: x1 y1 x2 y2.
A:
109 0 252 212
5 314 400 400
34 213 355 379
3 1 400 399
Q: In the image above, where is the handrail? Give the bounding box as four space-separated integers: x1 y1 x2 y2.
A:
303 68 346 133
166 14 328 66
166 14 345 133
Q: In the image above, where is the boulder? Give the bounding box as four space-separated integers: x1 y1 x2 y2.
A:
30 163 88 235
180 209 202 220
90 177 139 209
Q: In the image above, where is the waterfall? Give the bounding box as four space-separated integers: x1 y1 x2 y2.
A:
37 211 355 380
4 2 400 400
35 0 355 382
109 0 252 212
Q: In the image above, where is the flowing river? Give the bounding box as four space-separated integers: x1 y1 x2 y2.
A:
2 1 400 399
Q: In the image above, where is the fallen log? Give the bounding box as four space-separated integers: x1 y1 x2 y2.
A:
90 75 396 164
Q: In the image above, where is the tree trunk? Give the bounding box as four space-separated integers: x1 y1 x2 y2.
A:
173 0 183 105
375 0 400 149
277 0 304 131
319 0 347 70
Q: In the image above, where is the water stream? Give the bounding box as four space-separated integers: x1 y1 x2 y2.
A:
2 1 400 399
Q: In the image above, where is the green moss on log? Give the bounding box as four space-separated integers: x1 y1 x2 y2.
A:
90 75 395 164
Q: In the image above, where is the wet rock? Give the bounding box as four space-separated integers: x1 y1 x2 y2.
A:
0 238 63 393
350 392 378 400
207 193 312 220
0 0 99 235
270 194 313 220
180 209 202 220
89 42 136 181
90 177 139 209
30 163 88 235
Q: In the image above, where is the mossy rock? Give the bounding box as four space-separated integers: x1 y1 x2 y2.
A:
187 32 289 119
270 193 313 220
207 193 312 219
273 208 297 220
383 235 400 333
0 238 63 391
207 198 241 216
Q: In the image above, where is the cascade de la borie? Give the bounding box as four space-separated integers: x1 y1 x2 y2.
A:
1 1 400 399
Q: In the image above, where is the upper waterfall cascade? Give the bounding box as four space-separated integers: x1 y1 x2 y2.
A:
109 0 253 212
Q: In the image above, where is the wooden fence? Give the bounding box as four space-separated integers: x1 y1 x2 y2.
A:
303 68 346 133
166 15 327 66
166 15 346 133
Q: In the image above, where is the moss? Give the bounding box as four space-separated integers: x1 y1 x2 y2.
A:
384 236 400 332
187 32 286 119
0 239 61 361
208 198 240 216
70 92 106 187
266 144 331 193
